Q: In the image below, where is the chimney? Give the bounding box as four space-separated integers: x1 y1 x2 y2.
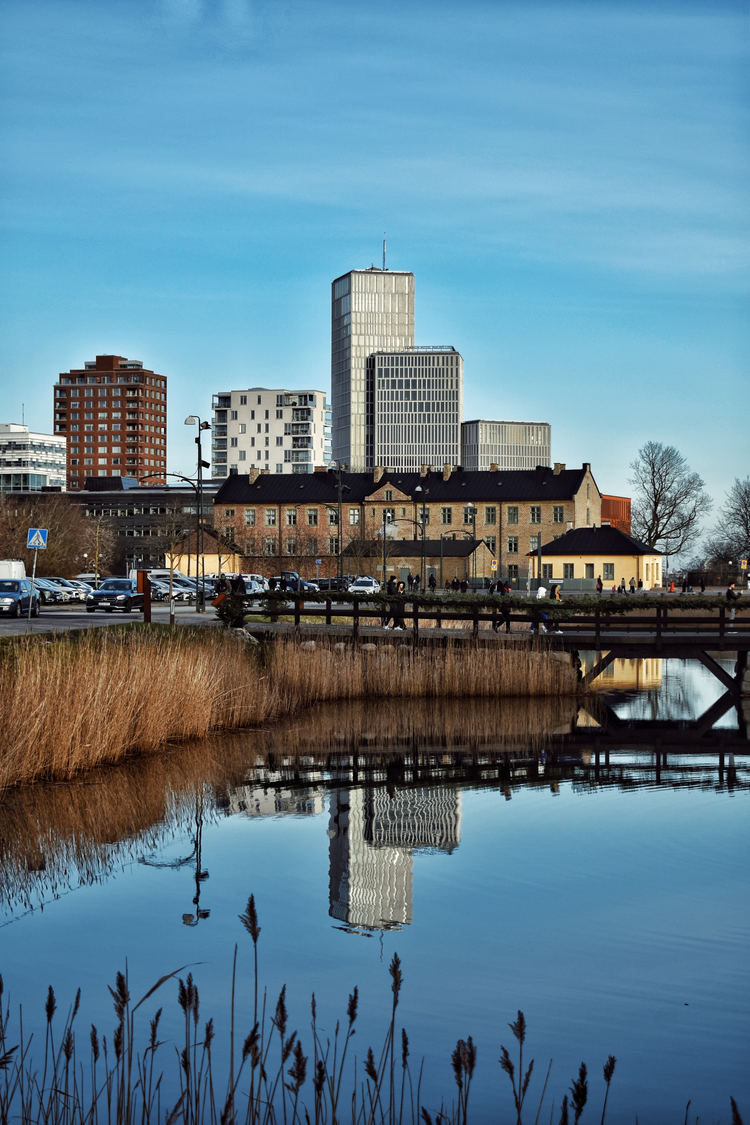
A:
443 463 451 481
420 464 428 477
248 467 260 483
489 463 498 472
553 462 565 475
314 464 327 473
374 466 384 483
261 468 270 475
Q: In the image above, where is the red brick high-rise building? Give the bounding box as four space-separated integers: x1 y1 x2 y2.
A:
53 355 167 489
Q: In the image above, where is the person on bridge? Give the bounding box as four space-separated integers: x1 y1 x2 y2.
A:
596 576 603 595
726 582 741 630
630 577 636 594
428 573 436 593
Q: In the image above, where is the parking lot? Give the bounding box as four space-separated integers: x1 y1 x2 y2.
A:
0 602 221 637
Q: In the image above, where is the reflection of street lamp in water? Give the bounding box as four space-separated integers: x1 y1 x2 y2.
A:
138 796 210 926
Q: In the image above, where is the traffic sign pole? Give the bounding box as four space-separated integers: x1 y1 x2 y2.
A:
25 528 48 632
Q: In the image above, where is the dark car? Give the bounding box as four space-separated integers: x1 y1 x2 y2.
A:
0 579 41 617
316 577 349 591
85 578 144 613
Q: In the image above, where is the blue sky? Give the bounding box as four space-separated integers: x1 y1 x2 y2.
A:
1 0 747 516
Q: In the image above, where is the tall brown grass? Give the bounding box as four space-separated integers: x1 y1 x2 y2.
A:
0 629 578 790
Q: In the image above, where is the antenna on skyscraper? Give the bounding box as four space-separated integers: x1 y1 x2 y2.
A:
383 232 386 271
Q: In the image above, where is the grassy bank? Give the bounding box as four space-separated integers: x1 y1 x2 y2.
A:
0 627 577 790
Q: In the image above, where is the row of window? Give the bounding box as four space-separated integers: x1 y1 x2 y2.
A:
230 505 568 533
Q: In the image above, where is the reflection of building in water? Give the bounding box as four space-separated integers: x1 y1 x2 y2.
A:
581 655 663 691
329 787 462 931
224 785 325 818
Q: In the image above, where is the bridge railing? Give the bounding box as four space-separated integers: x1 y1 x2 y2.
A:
232 592 750 645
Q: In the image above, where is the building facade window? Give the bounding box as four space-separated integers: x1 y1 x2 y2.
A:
485 506 496 524
486 536 496 554
542 564 553 579
230 437 238 447
307 509 318 526
244 509 256 527
530 535 540 551
603 563 614 581
239 424 246 434
349 509 360 525
240 395 247 405
585 564 595 579
328 509 338 525
239 451 246 461
507 536 519 554
264 537 276 555
328 536 339 555
441 507 452 525
230 411 238 420
265 509 276 527
276 436 283 446
285 538 297 555
553 506 564 523
286 509 297 526
507 565 519 579
563 563 575 579
530 506 541 524
507 506 518 525
418 506 430 524
384 489 393 502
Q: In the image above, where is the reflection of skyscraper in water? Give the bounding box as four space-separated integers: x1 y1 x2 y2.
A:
329 787 462 931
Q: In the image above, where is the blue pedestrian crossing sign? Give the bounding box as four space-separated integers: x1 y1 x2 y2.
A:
27 528 48 550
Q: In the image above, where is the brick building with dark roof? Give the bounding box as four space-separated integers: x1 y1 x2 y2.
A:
213 461 601 582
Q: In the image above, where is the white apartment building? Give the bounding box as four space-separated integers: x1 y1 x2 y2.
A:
0 423 67 492
461 419 551 471
331 268 415 471
373 346 463 471
211 388 331 477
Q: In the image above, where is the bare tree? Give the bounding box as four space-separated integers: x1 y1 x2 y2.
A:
629 442 712 556
704 477 750 564
0 493 115 578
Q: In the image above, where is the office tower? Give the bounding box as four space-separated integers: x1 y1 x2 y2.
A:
372 347 463 471
211 388 330 478
460 420 551 471
54 356 167 489
331 269 415 472
328 787 462 931
0 424 67 492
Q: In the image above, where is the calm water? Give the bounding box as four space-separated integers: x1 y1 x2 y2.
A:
1 657 748 1124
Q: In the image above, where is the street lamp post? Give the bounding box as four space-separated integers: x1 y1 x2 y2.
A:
184 416 211 612
414 486 429 588
465 502 477 585
327 461 349 584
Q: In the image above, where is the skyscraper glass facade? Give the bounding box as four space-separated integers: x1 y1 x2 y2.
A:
373 347 463 471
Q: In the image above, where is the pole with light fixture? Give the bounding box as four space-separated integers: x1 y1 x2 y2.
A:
184 416 211 612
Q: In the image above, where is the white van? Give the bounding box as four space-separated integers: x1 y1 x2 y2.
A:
0 560 26 580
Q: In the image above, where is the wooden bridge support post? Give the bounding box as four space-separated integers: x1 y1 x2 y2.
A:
352 599 359 644
412 599 419 648
325 598 332 626
472 602 479 641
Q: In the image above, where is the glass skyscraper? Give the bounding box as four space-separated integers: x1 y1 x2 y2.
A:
331 268 415 471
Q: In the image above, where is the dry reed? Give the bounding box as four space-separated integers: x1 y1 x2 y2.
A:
0 629 578 790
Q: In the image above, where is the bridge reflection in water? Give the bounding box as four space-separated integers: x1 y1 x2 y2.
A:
1 679 747 921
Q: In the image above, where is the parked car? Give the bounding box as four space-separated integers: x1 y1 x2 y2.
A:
316 577 349 591
240 573 269 591
347 576 382 595
270 572 319 593
46 577 89 602
0 579 41 616
34 578 68 605
85 578 144 613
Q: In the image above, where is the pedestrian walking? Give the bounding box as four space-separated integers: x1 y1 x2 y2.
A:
596 576 603 595
629 577 636 594
638 579 643 592
451 576 460 592
460 579 468 593
700 577 706 594
428 573 436 592
619 577 627 595
394 581 406 629
726 581 741 630
681 577 688 595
